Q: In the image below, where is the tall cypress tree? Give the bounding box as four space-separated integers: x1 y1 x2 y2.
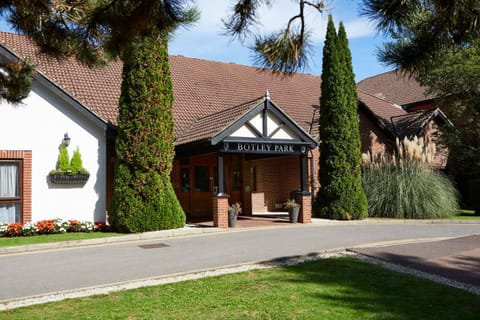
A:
337 22 368 219
109 31 185 232
316 16 368 220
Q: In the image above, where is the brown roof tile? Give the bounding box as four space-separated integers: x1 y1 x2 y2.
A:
169 56 321 140
0 32 320 142
357 70 435 106
175 96 263 145
2 32 425 145
357 89 408 134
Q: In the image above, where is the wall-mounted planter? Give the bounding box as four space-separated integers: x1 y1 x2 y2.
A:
49 173 90 185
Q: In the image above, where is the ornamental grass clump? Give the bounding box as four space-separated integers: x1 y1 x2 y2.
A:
362 136 459 219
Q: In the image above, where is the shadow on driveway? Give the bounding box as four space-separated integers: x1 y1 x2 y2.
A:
349 235 480 287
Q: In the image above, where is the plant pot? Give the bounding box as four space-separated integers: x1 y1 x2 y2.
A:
288 207 300 223
228 209 237 227
49 173 90 185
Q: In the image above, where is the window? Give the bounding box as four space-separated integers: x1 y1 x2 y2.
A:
194 166 210 192
0 161 21 223
180 168 190 192
250 166 257 192
232 156 242 192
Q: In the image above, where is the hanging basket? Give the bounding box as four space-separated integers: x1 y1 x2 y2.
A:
49 173 90 185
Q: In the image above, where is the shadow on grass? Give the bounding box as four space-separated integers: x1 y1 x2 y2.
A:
268 256 480 319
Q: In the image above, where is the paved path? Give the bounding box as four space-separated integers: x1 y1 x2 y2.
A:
350 234 480 287
1 222 479 309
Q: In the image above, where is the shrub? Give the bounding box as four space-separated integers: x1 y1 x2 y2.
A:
70 147 88 174
362 136 459 219
57 144 71 172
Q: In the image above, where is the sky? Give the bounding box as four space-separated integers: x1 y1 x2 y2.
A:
0 0 393 82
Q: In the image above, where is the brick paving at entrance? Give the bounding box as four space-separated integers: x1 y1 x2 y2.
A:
187 214 295 228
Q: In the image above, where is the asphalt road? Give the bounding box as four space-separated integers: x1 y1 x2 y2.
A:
1 223 479 303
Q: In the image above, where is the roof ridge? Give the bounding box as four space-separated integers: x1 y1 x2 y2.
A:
194 96 264 122
357 88 398 105
357 69 398 84
171 54 320 77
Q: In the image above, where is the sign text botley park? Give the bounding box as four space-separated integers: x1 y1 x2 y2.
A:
221 141 308 155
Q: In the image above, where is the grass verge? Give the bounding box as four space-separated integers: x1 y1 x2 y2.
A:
452 210 480 220
0 232 122 248
2 257 479 319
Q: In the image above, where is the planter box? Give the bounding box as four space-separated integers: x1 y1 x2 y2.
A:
49 173 90 185
228 209 238 227
288 207 300 223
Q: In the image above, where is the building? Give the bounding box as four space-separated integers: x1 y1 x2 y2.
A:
0 32 447 227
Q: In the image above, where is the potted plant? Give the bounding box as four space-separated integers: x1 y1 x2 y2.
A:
49 146 90 185
228 202 242 227
284 199 300 223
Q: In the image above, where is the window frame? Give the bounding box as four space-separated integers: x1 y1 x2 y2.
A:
0 159 23 222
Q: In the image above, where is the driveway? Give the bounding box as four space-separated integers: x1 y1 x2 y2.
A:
350 234 480 287
1 222 479 309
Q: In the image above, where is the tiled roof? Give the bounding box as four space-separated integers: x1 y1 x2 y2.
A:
357 89 407 135
357 70 435 107
175 97 263 145
0 32 320 143
1 31 428 145
390 108 446 139
169 56 321 141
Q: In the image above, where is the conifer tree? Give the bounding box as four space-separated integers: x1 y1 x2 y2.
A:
109 31 184 232
70 147 88 175
316 16 368 220
57 144 71 173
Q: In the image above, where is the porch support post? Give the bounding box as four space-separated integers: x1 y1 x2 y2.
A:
300 153 308 192
217 152 225 195
296 192 312 224
297 152 311 223
213 194 229 228
213 152 229 228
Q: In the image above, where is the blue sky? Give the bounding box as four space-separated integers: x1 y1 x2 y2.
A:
0 0 392 81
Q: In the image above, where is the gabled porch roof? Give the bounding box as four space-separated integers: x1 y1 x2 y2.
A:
175 93 317 154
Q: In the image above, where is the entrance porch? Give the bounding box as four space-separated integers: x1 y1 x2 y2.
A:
172 93 317 228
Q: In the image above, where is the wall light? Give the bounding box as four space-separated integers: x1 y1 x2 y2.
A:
62 132 71 146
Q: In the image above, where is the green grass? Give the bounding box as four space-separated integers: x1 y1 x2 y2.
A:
2 257 479 319
0 232 123 248
452 210 480 220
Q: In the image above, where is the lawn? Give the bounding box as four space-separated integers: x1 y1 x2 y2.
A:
0 232 122 248
1 257 479 319
452 210 480 220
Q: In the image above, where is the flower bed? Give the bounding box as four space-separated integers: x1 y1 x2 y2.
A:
0 219 109 237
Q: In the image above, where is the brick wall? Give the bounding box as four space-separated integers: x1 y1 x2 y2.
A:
0 150 32 222
296 193 311 223
213 195 229 228
251 155 300 211
359 112 393 156
421 121 449 169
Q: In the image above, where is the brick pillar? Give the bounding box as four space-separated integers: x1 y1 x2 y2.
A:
213 195 229 228
296 192 311 224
